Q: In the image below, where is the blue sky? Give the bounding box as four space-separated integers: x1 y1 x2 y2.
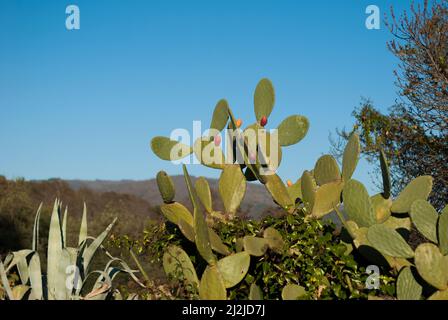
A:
0 0 420 193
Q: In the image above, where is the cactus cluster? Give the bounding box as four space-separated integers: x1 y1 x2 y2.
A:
0 201 142 300
157 165 288 300
151 78 310 214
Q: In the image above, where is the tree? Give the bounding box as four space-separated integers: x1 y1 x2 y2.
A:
331 0 448 209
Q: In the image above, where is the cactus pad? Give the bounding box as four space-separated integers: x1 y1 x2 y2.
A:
210 99 229 132
163 245 199 289
217 252 250 288
281 284 306 300
243 236 269 257
342 133 360 182
371 193 392 223
277 115 310 147
249 283 263 300
391 176 433 214
311 181 343 218
151 136 192 161
219 165 246 214
199 265 227 300
263 227 285 253
414 243 448 290
264 174 293 211
397 267 422 300
160 202 193 226
367 224 414 258
195 177 213 213
343 179 376 227
156 171 175 203
254 78 275 122
410 200 439 243
314 155 341 185
439 205 448 255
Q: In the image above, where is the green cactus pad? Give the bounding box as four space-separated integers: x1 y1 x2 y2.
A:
428 289 448 300
178 218 195 242
414 243 448 290
439 205 448 255
193 138 225 169
314 155 341 185
249 283 263 300
209 228 231 256
235 238 244 253
391 176 433 214
410 200 439 243
263 227 285 253
151 136 192 161
371 193 392 223
160 202 193 226
277 115 310 147
281 284 306 300
199 265 227 300
210 99 229 132
367 224 414 258
156 171 175 204
342 133 360 182
379 149 391 199
343 179 376 227
217 252 250 288
254 78 275 122
301 171 316 213
311 181 343 218
397 267 422 300
195 177 213 213
287 179 302 203
264 174 293 211
381 216 412 232
163 245 199 289
219 165 246 214
243 236 269 257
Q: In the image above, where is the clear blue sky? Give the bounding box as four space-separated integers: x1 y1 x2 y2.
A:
0 0 420 193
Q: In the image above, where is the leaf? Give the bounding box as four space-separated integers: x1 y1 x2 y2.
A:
219 165 246 214
277 115 309 146
282 284 306 300
342 133 360 182
301 171 316 213
371 193 392 223
264 173 293 210
287 179 302 203
0 261 14 300
217 252 250 288
195 177 212 213
391 176 433 214
263 227 285 253
32 203 43 252
151 136 192 161
367 224 414 258
209 228 231 256
314 155 341 185
249 283 263 300
254 78 275 122
397 267 422 300
414 243 448 290
28 253 43 300
199 266 227 300
156 171 175 203
47 200 63 300
343 180 376 227
79 202 88 246
410 200 439 243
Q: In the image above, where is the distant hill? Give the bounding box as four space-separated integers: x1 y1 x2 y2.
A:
66 176 279 219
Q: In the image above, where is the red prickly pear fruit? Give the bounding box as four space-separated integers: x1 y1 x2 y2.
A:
287 180 293 187
236 119 242 128
260 116 268 127
214 135 222 146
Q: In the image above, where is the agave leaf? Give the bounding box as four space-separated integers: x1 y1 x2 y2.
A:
217 252 250 288
314 155 341 185
32 203 43 252
28 253 43 300
78 203 88 246
47 200 63 300
199 265 227 300
343 180 376 227
254 78 275 122
0 261 14 300
55 248 71 300
391 176 433 214
219 165 246 214
62 206 69 246
410 200 439 243
82 218 117 272
342 133 360 182
277 115 309 147
367 224 414 258
397 267 422 300
81 270 112 300
282 284 306 300
195 177 213 213
151 136 193 161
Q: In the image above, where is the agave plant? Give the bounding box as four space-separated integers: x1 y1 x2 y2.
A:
0 200 143 300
